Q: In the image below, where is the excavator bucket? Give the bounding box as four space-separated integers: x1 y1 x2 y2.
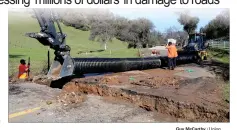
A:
47 55 75 80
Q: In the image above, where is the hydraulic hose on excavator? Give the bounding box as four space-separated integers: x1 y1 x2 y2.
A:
26 9 198 80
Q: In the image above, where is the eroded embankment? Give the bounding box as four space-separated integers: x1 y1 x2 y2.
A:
61 78 229 122
31 66 229 122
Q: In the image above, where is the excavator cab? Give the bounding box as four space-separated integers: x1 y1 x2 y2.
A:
184 33 209 51
183 32 209 63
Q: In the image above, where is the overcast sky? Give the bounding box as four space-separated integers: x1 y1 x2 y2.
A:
109 8 227 32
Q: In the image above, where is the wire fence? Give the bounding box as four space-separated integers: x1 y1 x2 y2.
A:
208 40 230 50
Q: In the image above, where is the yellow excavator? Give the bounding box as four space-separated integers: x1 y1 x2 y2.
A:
183 32 209 64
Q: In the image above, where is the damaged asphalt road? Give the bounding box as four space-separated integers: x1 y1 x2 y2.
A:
8 65 228 123
9 83 163 123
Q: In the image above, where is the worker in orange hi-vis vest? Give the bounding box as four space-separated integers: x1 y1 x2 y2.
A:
18 59 29 80
165 42 176 70
173 43 178 69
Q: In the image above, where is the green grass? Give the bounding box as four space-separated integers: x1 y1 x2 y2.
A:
208 49 230 64
223 82 230 103
8 11 138 76
206 48 230 103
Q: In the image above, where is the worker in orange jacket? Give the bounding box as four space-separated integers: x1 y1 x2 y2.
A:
165 42 176 70
173 43 178 69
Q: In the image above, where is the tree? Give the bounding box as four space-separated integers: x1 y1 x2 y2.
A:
165 26 180 39
113 16 130 41
147 30 165 47
164 26 188 47
89 19 116 50
203 10 229 40
125 18 154 48
138 18 155 47
57 9 114 31
177 12 199 34
51 9 159 49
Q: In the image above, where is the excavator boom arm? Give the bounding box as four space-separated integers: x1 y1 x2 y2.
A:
26 9 69 54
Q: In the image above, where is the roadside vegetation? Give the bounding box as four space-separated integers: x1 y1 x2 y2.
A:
208 48 229 64
223 81 230 103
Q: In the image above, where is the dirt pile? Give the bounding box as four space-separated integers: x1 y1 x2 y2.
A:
57 91 86 107
95 70 185 89
76 71 151 86
131 76 183 88
32 75 52 86
57 84 87 107
100 76 121 85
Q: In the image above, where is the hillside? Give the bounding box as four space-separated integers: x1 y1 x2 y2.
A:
9 11 138 76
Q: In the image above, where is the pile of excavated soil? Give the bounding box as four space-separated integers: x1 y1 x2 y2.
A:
142 68 182 77
57 84 87 108
100 75 121 85
57 91 87 107
83 69 186 89
77 70 153 86
131 76 184 88
82 69 182 87
32 75 52 86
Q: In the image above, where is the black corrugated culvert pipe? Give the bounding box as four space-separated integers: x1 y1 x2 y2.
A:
73 57 163 74
47 50 198 80
47 56 163 79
